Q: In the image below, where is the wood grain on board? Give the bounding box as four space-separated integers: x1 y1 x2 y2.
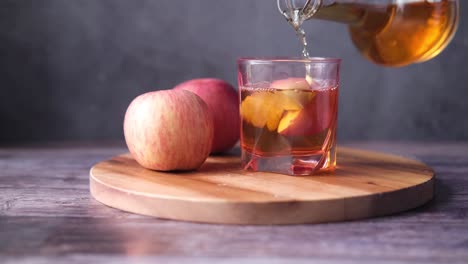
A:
90 147 434 224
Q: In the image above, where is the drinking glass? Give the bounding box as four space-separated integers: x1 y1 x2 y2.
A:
238 57 340 175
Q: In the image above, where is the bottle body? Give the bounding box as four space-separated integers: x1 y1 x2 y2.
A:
280 0 459 67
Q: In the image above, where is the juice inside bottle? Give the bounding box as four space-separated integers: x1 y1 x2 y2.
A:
316 0 458 66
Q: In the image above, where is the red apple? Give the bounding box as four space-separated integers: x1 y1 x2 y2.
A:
124 89 214 171
174 78 240 153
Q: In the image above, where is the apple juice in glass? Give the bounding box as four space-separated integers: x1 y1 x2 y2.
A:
238 58 340 176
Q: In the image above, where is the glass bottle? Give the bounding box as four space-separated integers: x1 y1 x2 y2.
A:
277 0 459 67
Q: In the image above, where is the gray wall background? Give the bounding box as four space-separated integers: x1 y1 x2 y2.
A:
1 0 467 143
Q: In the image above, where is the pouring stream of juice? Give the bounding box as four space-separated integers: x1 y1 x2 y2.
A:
278 0 323 84
278 0 320 59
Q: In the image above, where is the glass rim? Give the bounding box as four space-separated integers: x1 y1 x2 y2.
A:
237 57 341 64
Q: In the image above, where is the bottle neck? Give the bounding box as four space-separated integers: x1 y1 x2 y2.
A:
311 2 365 25
277 0 369 27
302 0 323 20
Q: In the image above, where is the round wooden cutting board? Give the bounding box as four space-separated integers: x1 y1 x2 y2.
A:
90 147 434 225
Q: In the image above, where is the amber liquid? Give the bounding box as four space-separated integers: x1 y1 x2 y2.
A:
315 0 458 66
240 87 338 157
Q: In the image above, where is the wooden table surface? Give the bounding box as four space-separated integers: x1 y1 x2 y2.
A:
1 142 467 264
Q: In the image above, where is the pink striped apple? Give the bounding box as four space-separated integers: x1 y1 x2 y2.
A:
124 89 214 171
